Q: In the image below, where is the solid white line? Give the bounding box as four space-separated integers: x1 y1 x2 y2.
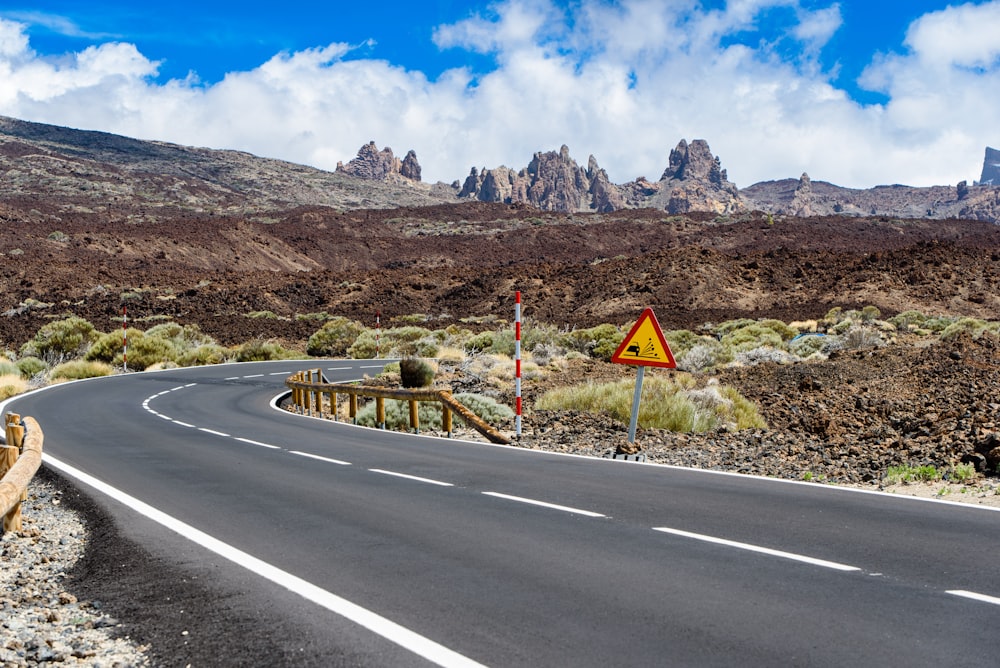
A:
172 420 195 428
235 437 282 450
199 428 230 437
653 527 860 572
291 451 351 466
41 456 485 668
947 590 1000 606
370 469 454 487
482 492 606 518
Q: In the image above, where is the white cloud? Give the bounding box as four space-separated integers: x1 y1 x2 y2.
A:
0 2 997 190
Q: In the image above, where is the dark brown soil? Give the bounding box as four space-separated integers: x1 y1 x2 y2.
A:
1 204 998 349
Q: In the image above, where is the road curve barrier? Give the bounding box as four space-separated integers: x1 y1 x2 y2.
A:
0 413 43 534
286 369 511 445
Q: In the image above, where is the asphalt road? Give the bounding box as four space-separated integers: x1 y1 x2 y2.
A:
7 360 1000 666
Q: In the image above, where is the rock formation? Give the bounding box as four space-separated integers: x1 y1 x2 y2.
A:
980 147 1000 186
336 141 422 182
646 139 745 215
459 146 624 213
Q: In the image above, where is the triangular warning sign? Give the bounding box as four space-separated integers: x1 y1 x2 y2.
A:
611 308 677 368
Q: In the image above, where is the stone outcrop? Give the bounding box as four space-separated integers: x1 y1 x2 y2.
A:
459 145 624 213
980 147 1000 186
336 141 422 182
400 149 421 181
646 139 745 215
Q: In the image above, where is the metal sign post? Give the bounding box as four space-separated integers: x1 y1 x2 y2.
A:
611 308 676 446
627 365 645 443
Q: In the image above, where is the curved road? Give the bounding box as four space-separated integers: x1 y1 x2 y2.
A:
6 360 1000 666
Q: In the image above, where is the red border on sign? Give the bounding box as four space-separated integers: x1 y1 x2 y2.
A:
611 308 677 368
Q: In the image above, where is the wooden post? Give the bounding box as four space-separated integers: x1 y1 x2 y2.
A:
376 397 385 429
331 391 338 421
349 394 358 423
409 399 419 433
3 413 25 533
442 404 452 438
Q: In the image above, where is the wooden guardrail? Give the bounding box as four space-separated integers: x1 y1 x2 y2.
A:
286 369 511 445
0 413 43 534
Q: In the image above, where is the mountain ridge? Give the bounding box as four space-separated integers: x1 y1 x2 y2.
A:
1 114 998 223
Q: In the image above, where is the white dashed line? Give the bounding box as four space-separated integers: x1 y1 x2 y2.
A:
947 590 1000 606
199 428 230 437
291 451 351 465
482 492 606 517
243 374 265 378
370 469 454 487
235 437 282 450
172 420 196 428
653 527 860 572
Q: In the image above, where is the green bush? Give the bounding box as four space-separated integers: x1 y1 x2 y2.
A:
465 331 495 353
233 339 303 362
452 393 515 426
50 360 114 381
86 328 138 363
175 344 230 367
0 360 20 377
347 331 378 359
663 329 706 358
679 340 732 371
400 357 435 388
558 323 623 361
145 322 215 351
21 316 99 360
889 310 928 331
940 317 1000 341
86 329 178 370
307 317 365 357
535 375 765 433
721 324 784 353
15 356 47 379
356 398 446 431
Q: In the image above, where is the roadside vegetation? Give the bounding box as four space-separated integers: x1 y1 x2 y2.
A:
4 306 1000 478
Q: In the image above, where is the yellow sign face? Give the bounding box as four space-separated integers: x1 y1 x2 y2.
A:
611 308 677 368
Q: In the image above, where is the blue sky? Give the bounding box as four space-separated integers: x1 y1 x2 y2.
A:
0 1 998 188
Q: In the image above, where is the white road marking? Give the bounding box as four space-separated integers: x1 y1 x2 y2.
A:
172 420 196 428
947 590 1000 606
243 374 265 378
482 492 606 518
41 456 486 668
370 469 454 487
170 385 186 392
653 527 860 572
199 428 230 437
269 372 289 376
235 437 282 450
291 451 351 466
224 376 240 381
359 365 385 369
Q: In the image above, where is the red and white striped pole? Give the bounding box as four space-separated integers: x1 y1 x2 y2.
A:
515 291 522 437
122 304 128 373
375 310 381 359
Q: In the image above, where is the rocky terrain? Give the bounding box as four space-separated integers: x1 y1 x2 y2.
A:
3 114 1000 664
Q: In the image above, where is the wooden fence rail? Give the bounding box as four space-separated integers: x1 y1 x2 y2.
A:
285 370 511 445
0 413 44 534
